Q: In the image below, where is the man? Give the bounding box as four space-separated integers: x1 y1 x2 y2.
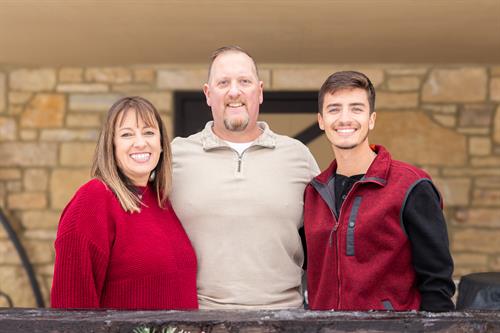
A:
304 71 455 312
169 46 319 309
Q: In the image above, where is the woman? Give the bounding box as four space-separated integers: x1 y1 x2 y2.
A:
51 96 198 309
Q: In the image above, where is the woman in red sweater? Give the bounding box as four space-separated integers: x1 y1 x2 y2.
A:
51 96 198 310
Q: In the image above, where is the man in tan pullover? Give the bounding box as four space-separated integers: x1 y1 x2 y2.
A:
169 46 319 309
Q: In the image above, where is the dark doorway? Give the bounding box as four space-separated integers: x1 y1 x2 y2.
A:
174 91 322 145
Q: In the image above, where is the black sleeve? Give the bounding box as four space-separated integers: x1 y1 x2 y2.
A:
402 180 456 312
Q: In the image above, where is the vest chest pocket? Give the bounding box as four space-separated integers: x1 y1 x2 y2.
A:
346 196 363 256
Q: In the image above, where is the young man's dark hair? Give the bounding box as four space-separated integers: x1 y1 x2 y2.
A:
318 71 376 113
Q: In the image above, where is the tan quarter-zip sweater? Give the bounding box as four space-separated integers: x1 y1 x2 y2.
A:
170 121 320 309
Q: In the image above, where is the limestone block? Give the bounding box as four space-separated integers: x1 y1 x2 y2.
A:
20 130 37 141
457 127 490 135
9 92 32 105
473 189 500 206
157 68 208 90
39 129 99 141
139 92 172 111
458 104 494 127
24 229 56 241
422 68 487 102
433 178 471 206
60 142 96 166
85 67 132 83
24 169 49 191
452 253 488 266
443 167 500 177
6 180 22 192
0 117 16 140
20 94 65 128
0 240 21 264
66 113 101 128
69 93 122 111
454 208 500 228
495 106 500 144
476 177 500 188
0 169 21 180
8 105 23 115
370 111 466 166
50 168 90 209
10 69 56 92
0 72 5 112
491 78 500 101
431 114 456 127
421 104 457 114
133 68 155 83
376 92 418 109
453 229 500 253
7 192 47 209
56 83 108 93
111 84 151 92
386 67 428 76
491 255 500 271
470 156 500 167
25 240 54 264
386 76 421 91
0 142 57 166
0 266 36 307
59 67 83 83
272 67 384 90
21 210 60 229
469 137 491 156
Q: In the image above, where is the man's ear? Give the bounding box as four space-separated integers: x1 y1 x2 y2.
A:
318 112 325 130
203 83 211 107
369 112 376 130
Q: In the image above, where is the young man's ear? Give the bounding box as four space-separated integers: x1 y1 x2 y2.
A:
369 112 376 130
317 112 325 130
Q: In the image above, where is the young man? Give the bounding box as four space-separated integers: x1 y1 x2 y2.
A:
304 71 455 312
169 46 319 309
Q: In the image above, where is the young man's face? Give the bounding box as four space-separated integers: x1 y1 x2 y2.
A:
318 88 376 151
203 51 263 136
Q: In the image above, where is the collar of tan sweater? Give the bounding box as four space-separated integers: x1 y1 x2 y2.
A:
201 121 277 151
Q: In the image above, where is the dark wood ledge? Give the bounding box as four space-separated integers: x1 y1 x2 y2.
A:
0 308 499 333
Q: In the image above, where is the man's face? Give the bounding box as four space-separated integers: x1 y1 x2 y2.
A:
204 52 263 136
318 88 376 151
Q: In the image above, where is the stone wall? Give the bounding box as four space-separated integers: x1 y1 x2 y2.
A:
0 64 499 307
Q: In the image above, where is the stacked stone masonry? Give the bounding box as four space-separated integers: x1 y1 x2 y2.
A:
0 64 500 307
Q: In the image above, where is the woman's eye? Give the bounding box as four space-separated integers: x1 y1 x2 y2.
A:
144 130 155 136
120 132 133 137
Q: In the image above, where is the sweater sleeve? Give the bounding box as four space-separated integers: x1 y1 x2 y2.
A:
402 180 456 312
51 181 113 308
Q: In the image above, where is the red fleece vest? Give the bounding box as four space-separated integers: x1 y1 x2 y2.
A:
304 145 436 311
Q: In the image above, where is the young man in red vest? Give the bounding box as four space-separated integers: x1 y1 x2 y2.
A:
304 71 455 312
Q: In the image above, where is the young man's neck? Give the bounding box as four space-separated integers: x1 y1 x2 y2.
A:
213 123 262 143
333 142 377 177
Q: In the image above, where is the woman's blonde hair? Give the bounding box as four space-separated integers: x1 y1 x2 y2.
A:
91 96 172 213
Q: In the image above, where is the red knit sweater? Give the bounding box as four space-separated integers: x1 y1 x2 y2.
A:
51 179 198 310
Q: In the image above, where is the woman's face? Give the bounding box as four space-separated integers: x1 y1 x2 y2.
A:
113 109 162 186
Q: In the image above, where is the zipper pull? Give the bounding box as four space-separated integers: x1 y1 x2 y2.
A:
237 155 242 172
328 221 340 247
